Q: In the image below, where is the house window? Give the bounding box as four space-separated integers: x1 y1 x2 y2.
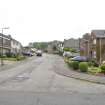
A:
93 39 96 44
93 51 96 58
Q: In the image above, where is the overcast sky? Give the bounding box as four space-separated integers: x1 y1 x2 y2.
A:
0 0 105 46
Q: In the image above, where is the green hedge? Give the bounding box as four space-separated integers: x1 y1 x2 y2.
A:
63 48 70 51
68 61 73 68
100 64 105 73
72 61 79 70
63 48 77 53
88 62 94 67
79 62 88 72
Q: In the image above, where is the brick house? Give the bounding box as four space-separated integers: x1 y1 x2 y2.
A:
80 33 91 57
91 30 105 63
80 30 105 64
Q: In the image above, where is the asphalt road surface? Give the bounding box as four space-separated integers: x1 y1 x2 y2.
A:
0 54 105 105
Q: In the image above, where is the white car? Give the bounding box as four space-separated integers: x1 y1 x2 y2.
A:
36 50 42 56
63 51 72 57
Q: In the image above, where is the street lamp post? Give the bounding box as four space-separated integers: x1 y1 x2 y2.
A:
1 27 10 66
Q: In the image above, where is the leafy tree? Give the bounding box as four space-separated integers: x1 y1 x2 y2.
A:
33 42 49 50
53 46 57 51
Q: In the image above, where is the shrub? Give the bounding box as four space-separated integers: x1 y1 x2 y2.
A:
68 61 73 68
70 49 77 53
72 61 79 70
91 59 99 67
79 62 88 72
100 64 105 73
16 56 26 61
12 54 17 58
5 52 12 57
88 67 101 75
63 48 70 51
88 61 94 67
64 57 69 63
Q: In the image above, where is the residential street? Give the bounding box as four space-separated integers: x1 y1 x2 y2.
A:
0 54 105 105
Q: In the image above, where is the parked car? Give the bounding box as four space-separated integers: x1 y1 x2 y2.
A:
23 52 33 56
36 50 42 56
63 51 72 58
71 56 88 62
72 53 80 57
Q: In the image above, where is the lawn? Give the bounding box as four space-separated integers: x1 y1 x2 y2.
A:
0 57 17 61
0 56 26 61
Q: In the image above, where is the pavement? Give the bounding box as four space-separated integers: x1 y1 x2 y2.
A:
0 54 105 105
0 57 34 71
54 57 105 84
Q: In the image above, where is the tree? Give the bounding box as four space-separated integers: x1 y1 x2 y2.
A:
33 42 49 50
53 46 57 51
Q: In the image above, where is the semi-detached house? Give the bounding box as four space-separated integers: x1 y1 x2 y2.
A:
0 33 11 55
91 30 105 64
11 38 22 55
0 33 23 55
64 38 80 51
80 30 105 64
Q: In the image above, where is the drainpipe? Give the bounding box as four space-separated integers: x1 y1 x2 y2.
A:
99 38 102 64
87 40 89 58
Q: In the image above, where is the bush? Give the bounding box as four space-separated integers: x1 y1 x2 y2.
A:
72 61 79 70
91 59 99 67
63 48 70 51
68 61 73 68
5 52 12 57
100 64 105 73
88 67 101 75
88 61 94 67
16 56 26 61
79 62 88 72
70 49 77 53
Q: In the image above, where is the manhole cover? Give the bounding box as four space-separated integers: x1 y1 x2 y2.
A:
11 75 29 82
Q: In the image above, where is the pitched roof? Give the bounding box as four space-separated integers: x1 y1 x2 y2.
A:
0 33 11 39
83 33 91 40
92 30 105 38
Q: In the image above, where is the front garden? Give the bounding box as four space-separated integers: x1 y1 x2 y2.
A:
64 57 105 77
0 53 26 61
